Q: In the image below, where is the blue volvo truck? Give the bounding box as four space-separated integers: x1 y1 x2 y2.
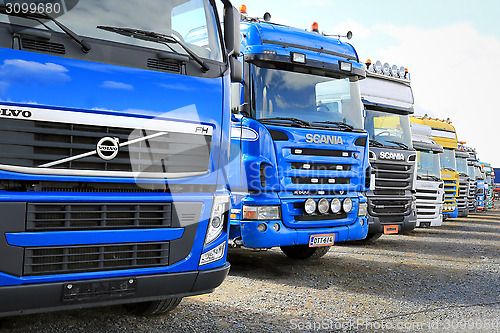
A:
0 0 241 317
228 11 370 259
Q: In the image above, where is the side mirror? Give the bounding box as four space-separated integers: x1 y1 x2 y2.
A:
224 5 242 82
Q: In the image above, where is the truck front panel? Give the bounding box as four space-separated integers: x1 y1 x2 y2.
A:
0 0 235 316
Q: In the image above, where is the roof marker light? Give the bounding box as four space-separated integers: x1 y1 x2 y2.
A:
311 22 319 33
239 4 247 14
365 59 372 70
339 61 352 72
291 52 306 63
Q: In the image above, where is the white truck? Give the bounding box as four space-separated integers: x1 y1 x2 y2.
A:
411 122 445 227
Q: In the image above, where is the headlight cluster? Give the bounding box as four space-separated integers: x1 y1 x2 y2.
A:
443 202 457 211
243 205 281 220
303 197 353 215
205 194 230 245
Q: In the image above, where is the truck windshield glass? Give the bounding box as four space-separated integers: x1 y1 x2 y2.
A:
440 148 456 171
467 164 475 178
475 166 483 180
251 65 363 129
364 110 412 149
0 0 223 62
456 156 468 174
417 150 441 179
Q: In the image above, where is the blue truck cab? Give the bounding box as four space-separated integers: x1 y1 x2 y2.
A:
0 0 241 317
228 13 370 259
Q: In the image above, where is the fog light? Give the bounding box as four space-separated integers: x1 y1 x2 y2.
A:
304 198 317 215
200 242 226 266
318 198 330 214
343 197 353 213
358 202 368 216
273 223 280 231
257 223 267 232
331 198 341 213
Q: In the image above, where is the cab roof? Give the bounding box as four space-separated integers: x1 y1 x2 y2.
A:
241 21 359 62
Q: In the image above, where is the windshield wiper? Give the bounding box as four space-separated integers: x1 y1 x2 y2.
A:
386 140 409 150
443 167 456 172
259 117 311 128
419 174 441 182
312 121 355 131
369 139 384 147
0 5 91 52
97 26 209 72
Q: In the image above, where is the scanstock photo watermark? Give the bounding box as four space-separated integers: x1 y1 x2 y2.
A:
289 318 500 331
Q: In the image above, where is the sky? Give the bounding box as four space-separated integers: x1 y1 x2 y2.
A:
237 0 500 167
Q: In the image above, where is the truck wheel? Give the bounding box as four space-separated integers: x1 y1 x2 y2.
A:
124 298 182 316
280 245 331 259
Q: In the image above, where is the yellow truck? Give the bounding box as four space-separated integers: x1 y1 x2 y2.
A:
410 116 459 218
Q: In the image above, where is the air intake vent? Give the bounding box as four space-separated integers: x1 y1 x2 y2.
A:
24 242 169 276
21 38 65 54
147 58 181 73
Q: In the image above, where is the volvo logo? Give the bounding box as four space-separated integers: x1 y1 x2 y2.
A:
379 151 405 161
0 108 32 118
96 137 119 160
305 133 343 145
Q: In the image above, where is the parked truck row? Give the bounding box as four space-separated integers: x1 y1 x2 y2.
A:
0 1 494 319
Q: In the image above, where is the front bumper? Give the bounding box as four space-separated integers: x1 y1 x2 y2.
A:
0 263 230 318
367 212 417 234
232 216 368 248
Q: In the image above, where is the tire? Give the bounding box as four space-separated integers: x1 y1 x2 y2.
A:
124 298 182 316
280 245 331 259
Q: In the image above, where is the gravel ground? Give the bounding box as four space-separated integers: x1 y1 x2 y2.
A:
1 210 499 333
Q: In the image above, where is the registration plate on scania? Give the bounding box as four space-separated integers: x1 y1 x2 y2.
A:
309 234 335 247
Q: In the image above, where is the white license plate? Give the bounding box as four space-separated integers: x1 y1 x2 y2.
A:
309 234 335 247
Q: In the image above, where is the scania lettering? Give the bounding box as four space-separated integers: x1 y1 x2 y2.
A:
0 0 242 317
229 10 369 259
410 122 444 227
361 60 417 241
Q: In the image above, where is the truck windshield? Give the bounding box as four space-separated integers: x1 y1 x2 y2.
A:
467 164 475 178
440 148 457 171
475 166 483 180
456 156 469 174
417 150 441 179
0 0 223 62
364 110 412 149
251 65 363 129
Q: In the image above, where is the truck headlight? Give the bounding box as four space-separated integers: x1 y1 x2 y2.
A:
342 197 353 213
358 202 368 216
331 198 341 213
243 205 281 220
200 241 226 265
318 198 330 214
205 194 230 245
304 198 317 215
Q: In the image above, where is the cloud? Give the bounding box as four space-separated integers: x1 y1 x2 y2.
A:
101 80 134 90
0 59 70 88
328 20 500 166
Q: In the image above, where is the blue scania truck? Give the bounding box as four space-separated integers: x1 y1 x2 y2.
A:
228 10 370 259
0 0 241 317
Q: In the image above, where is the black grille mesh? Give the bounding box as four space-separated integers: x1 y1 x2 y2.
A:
27 203 172 231
0 118 210 174
24 242 169 276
